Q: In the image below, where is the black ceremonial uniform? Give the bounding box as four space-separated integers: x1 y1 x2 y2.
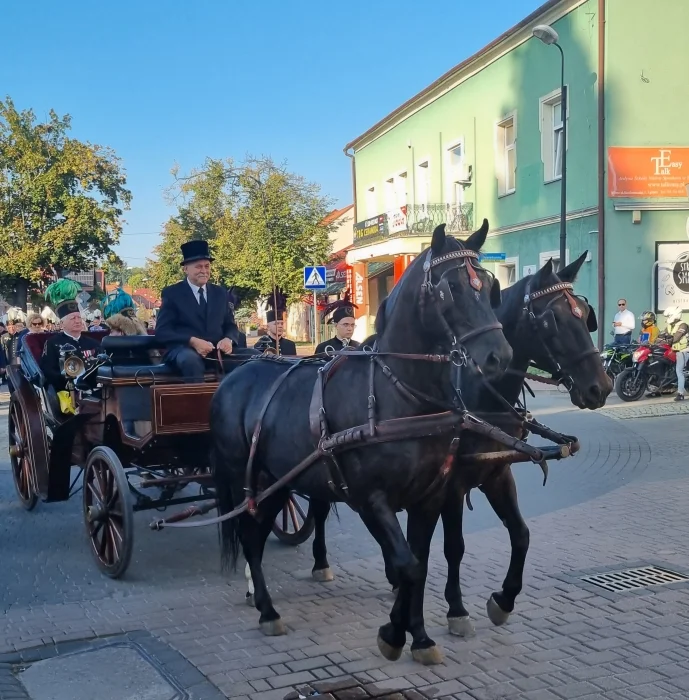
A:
315 336 360 354
40 332 101 392
254 334 297 356
1 332 21 367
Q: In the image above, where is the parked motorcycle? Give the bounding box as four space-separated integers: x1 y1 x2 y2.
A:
600 342 636 384
615 342 687 401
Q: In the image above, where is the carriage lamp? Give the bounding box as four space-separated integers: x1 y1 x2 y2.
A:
533 23 568 266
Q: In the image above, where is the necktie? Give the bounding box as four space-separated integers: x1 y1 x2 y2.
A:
342 338 349 347
198 287 207 314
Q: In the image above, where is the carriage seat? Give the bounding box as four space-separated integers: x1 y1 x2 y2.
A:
96 363 177 380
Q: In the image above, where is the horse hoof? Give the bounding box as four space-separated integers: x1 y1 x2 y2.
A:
448 616 475 637
245 592 254 608
486 595 510 626
376 634 403 661
312 567 334 582
411 645 444 666
260 619 287 636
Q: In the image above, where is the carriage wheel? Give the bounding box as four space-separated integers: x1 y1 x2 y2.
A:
8 399 38 510
83 447 134 578
271 492 315 546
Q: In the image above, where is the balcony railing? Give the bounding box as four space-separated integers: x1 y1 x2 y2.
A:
353 203 474 248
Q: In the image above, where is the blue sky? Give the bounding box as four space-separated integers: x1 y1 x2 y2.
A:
1 0 542 267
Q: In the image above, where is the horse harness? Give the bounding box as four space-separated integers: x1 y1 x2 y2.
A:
240 247 510 513
512 281 600 390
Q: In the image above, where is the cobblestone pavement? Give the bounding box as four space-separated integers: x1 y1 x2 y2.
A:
2 389 689 699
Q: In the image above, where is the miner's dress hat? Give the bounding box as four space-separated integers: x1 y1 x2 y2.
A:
180 240 214 265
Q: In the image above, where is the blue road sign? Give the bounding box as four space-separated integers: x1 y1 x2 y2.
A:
304 265 327 290
479 252 507 262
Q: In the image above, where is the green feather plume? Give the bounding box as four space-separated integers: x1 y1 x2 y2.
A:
45 278 82 306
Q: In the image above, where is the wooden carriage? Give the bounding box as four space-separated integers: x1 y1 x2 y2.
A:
7 331 314 578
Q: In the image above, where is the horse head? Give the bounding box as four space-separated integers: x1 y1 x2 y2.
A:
377 219 512 381
511 252 612 409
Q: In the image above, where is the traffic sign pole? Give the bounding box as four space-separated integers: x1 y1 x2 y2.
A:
313 290 319 346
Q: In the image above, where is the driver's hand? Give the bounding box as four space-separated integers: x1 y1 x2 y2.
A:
217 338 233 355
190 337 214 357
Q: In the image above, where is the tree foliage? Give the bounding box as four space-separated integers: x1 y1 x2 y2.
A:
0 97 131 306
146 157 334 302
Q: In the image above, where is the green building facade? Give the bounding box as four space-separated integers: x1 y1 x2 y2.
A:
344 0 689 344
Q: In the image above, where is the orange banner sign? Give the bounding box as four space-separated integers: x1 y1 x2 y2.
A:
608 147 689 198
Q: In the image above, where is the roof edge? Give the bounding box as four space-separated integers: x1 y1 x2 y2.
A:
344 0 581 153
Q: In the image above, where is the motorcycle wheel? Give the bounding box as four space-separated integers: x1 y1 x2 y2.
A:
615 368 649 402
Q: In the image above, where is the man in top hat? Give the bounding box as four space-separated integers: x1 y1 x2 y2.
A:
254 289 297 355
315 296 360 355
41 298 100 393
155 240 241 381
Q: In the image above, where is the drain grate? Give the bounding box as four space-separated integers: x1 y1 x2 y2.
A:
581 565 689 593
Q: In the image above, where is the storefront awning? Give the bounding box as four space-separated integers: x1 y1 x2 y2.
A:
367 262 393 278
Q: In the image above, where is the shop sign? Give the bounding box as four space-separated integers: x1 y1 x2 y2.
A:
354 214 387 240
354 270 365 306
387 206 408 234
656 242 689 312
608 147 689 198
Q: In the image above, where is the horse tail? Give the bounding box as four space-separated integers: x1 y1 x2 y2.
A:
212 447 242 572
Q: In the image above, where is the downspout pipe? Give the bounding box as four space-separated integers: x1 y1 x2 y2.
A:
597 0 606 350
344 147 357 223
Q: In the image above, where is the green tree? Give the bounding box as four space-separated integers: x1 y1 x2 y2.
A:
147 157 333 301
0 97 131 308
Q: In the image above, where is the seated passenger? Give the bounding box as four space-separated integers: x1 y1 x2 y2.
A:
254 289 297 355
102 288 147 336
40 279 100 394
155 240 240 382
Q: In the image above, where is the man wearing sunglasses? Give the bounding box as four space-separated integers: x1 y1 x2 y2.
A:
612 298 635 346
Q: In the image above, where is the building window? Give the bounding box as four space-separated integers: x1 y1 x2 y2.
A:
365 186 377 218
540 89 568 182
384 177 396 211
394 172 408 209
496 257 519 288
415 161 429 208
446 142 466 205
539 249 569 273
495 114 516 196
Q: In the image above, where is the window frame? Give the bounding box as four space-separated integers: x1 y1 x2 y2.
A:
540 87 569 184
495 111 517 198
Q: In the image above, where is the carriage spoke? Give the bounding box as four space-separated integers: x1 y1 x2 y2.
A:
288 500 300 533
292 497 307 521
87 481 103 505
108 522 121 562
282 506 288 532
91 521 104 539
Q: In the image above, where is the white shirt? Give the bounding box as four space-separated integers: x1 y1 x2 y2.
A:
613 308 635 335
187 278 207 304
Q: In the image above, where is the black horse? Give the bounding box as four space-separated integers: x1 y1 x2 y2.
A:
211 221 511 663
295 252 612 644
440 252 612 638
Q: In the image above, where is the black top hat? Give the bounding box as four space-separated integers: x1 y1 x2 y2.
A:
321 293 358 325
56 300 81 320
180 240 214 266
265 288 287 324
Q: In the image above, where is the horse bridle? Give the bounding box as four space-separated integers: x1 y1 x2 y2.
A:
421 245 503 363
522 281 600 390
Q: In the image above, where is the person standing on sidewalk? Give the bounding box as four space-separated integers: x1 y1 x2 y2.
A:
612 298 635 345
660 306 689 402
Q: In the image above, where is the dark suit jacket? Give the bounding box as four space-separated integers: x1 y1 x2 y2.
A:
155 281 239 349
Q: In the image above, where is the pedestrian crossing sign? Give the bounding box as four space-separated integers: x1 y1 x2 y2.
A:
303 266 327 290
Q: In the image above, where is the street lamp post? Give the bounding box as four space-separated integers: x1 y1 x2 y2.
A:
533 24 567 267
